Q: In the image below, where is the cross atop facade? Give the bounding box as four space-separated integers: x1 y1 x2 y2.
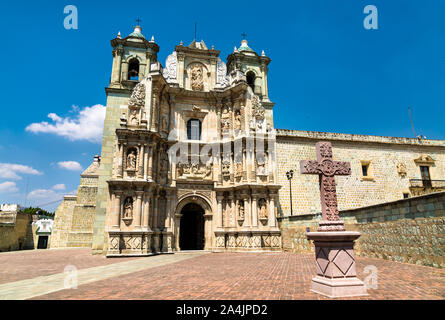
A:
300 141 351 231
241 32 247 40
136 18 142 26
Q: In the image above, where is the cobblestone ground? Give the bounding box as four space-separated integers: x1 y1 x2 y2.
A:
24 251 445 300
0 248 135 285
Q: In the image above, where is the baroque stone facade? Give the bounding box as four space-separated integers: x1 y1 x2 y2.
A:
92 26 281 256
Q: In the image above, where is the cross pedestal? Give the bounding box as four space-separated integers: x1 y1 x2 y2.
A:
301 142 367 298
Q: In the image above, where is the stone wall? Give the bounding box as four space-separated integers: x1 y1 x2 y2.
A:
50 196 77 248
276 129 445 216
278 191 445 268
0 212 34 251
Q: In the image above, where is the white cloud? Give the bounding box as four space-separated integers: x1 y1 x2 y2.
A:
0 163 43 180
0 181 19 193
57 161 83 171
25 104 106 143
28 189 58 199
52 184 66 191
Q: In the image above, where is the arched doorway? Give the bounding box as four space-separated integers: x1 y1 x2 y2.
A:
179 203 205 250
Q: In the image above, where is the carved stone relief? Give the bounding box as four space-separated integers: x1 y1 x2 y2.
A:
396 162 407 177
190 63 204 91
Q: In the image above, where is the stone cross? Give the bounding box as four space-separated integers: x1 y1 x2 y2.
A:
300 141 351 231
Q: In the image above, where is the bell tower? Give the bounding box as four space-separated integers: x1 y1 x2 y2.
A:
227 37 271 102
109 24 159 89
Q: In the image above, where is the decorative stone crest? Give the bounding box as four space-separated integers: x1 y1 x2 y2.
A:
190 63 204 91
163 51 177 82
128 82 146 109
216 58 229 88
252 95 265 121
396 162 407 177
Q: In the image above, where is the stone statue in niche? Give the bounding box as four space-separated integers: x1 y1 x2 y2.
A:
222 161 230 177
396 162 407 177
235 162 243 178
159 151 168 184
257 152 268 176
190 64 204 91
221 106 231 133
234 110 242 132
258 198 268 219
127 150 137 170
129 109 139 126
238 201 245 220
123 197 133 219
161 115 168 133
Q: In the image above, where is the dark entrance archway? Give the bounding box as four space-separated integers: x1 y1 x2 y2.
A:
179 203 205 250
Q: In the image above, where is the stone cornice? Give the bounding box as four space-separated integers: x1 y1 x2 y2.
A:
276 129 445 148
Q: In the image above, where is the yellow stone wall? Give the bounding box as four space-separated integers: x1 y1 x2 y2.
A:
0 213 33 251
276 129 445 216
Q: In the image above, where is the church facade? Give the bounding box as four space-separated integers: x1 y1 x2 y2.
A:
50 25 445 256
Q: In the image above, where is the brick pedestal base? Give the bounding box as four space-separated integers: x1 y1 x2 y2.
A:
307 231 368 298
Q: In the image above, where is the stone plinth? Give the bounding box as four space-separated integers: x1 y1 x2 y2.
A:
306 231 367 298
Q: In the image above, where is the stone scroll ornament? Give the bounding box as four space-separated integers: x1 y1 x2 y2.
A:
300 141 351 231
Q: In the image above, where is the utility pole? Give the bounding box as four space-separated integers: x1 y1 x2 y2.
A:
286 170 294 216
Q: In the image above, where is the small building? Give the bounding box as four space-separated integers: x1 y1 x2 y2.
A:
0 204 34 252
32 218 54 249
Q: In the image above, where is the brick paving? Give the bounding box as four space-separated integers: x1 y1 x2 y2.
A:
27 251 445 300
0 248 135 285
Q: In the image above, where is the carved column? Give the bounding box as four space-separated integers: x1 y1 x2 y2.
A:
121 61 129 81
228 192 235 227
143 144 148 180
243 197 250 228
251 194 258 228
143 191 151 231
138 144 144 179
148 145 154 180
134 191 143 229
175 214 182 250
117 142 124 178
268 193 276 227
111 48 123 84
153 194 159 230
216 194 224 228
111 191 122 229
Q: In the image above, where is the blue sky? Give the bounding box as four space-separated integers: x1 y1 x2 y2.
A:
0 0 444 211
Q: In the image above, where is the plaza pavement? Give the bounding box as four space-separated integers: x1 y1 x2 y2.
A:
0 248 443 300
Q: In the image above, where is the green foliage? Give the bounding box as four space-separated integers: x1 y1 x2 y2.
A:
20 207 54 218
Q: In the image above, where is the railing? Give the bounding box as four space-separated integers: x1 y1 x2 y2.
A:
409 179 445 189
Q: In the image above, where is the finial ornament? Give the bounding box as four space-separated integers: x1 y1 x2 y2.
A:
150 36 154 42
261 50 265 56
136 18 142 26
117 31 121 39
234 46 238 53
180 40 183 46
